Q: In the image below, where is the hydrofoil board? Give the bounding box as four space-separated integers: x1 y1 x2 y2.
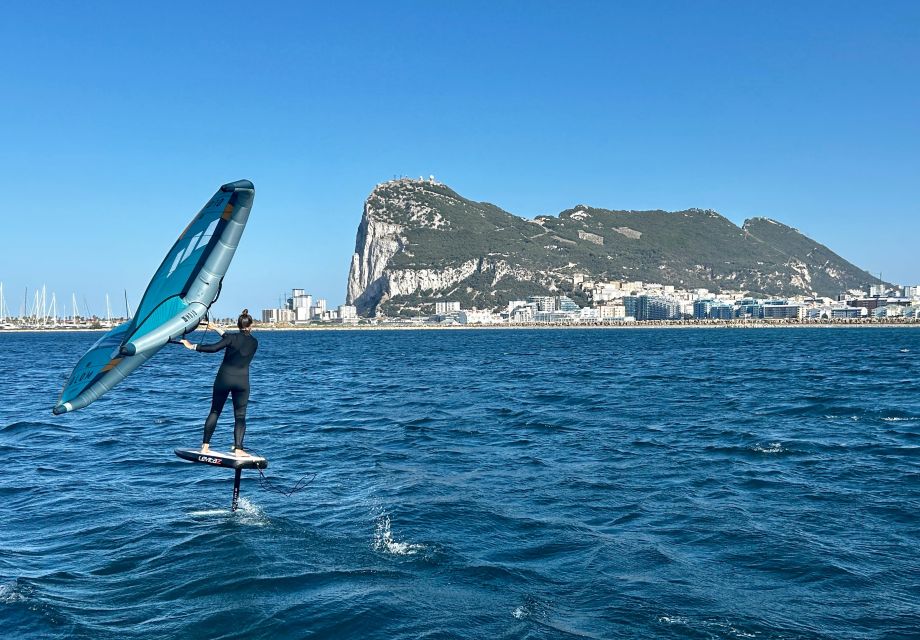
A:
175 448 268 470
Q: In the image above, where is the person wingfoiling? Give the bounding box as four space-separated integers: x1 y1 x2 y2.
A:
181 309 258 457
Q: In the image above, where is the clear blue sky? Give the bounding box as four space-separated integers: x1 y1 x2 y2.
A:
2 1 917 317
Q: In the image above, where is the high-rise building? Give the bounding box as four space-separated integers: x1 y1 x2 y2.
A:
693 299 715 319
527 296 556 312
737 299 765 319
337 305 358 323
711 303 735 320
262 308 294 323
622 295 640 319
637 295 680 320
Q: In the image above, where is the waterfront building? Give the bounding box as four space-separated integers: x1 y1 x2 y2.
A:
711 303 734 320
848 297 912 312
830 306 866 319
458 309 496 325
557 295 580 312
637 295 680 321
737 299 765 319
693 299 715 319
528 296 556 312
435 301 461 315
622 296 639 319
337 305 358 324
534 310 576 323
762 304 805 320
262 308 294 323
509 305 534 323
873 304 903 318
598 304 626 320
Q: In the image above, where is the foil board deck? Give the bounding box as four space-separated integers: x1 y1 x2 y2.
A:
175 448 268 470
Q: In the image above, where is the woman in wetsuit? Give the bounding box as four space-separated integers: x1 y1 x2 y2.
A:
181 309 258 457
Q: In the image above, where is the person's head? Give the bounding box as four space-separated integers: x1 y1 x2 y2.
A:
238 308 253 332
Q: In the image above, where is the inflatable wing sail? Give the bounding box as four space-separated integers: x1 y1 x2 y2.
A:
52 179 255 415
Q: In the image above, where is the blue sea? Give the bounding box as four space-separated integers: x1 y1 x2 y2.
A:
2 328 919 639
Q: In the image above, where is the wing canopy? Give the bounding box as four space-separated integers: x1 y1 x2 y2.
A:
53 179 254 415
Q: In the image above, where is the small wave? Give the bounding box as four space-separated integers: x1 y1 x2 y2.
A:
752 442 784 454
234 498 269 526
188 498 269 526
658 615 760 638
189 508 229 517
882 417 917 422
374 514 425 556
0 579 30 603
1 420 67 434
511 595 542 621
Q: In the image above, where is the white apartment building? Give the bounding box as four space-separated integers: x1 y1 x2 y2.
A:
262 308 294 323
598 304 627 320
312 299 327 318
435 301 461 314
337 305 358 323
458 309 496 325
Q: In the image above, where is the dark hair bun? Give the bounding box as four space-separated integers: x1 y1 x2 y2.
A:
238 308 253 330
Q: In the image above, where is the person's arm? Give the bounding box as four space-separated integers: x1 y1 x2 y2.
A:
180 334 231 352
202 321 225 336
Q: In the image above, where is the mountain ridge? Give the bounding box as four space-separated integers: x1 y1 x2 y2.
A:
346 179 884 316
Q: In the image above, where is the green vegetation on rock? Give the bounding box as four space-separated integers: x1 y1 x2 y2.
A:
347 179 886 316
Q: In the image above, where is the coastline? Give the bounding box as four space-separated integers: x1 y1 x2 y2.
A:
4 320 920 334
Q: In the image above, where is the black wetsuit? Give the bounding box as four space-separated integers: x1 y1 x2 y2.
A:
196 331 258 450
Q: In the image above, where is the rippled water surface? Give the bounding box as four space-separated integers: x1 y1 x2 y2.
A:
2 327 919 639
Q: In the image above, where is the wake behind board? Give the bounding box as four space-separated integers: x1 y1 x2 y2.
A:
175 448 268 470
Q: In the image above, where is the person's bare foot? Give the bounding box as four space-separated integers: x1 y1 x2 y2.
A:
200 443 211 454
233 448 252 458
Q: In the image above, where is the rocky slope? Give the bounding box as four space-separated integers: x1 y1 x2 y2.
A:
346 179 883 316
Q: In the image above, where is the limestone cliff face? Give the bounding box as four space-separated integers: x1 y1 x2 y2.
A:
345 179 497 315
346 208 405 315
346 179 884 316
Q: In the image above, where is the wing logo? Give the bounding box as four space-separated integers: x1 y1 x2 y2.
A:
166 219 219 278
